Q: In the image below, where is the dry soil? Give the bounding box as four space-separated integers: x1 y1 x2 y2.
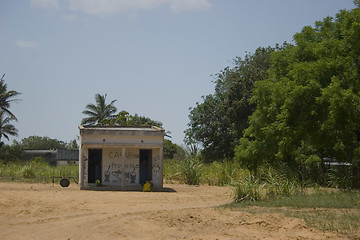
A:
0 182 349 239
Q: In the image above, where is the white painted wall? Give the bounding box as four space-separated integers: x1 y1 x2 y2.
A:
79 126 164 190
151 148 162 189
102 148 140 186
81 135 163 146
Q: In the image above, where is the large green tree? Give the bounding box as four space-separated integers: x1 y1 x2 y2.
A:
185 47 273 161
81 93 117 125
235 4 360 186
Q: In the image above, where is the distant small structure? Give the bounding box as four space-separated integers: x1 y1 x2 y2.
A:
78 125 165 191
24 149 79 166
323 157 352 166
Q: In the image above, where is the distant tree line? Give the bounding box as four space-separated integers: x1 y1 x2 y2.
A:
15 136 78 150
185 2 360 188
0 134 184 163
0 136 79 163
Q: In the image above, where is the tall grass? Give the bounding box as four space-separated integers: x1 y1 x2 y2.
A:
164 158 249 186
0 157 78 183
164 159 301 202
201 161 249 186
233 173 265 202
163 158 180 183
177 157 203 185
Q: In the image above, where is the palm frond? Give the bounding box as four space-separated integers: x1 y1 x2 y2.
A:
0 75 21 122
81 93 118 125
0 110 18 141
82 109 99 117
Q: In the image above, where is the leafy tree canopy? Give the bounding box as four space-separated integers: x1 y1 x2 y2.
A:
17 136 69 150
163 139 178 159
100 110 163 128
185 47 273 161
235 5 360 185
0 142 24 163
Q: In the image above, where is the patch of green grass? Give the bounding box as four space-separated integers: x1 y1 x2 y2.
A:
226 191 360 209
221 190 360 237
0 158 78 183
285 208 360 234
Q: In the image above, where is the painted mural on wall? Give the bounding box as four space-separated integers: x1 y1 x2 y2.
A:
152 148 161 187
104 162 123 184
83 154 88 184
102 148 139 186
124 149 139 185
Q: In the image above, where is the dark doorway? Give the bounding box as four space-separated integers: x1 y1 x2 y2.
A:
88 149 102 183
139 149 152 185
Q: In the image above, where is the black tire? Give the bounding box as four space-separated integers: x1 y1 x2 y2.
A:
60 178 70 187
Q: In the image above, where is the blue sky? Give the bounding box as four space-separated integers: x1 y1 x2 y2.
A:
0 0 356 145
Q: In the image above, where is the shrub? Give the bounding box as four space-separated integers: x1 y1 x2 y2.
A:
163 159 181 182
22 165 35 179
260 167 301 198
233 168 301 202
0 143 24 163
202 161 249 186
327 167 353 189
30 156 47 166
0 161 21 180
233 173 265 202
177 157 202 185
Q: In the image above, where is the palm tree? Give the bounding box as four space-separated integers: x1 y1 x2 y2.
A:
0 74 21 121
81 93 117 125
0 74 21 146
0 110 18 145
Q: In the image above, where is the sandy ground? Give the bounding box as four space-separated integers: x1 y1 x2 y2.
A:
0 182 349 240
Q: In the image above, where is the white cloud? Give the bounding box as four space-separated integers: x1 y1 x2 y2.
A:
31 0 59 10
67 0 212 16
15 40 37 48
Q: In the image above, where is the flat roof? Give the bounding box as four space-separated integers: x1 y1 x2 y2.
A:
80 125 163 130
79 125 165 136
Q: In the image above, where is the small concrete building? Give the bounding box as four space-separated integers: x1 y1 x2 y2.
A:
78 125 165 191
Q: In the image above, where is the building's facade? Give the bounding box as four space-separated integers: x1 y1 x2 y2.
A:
78 125 165 191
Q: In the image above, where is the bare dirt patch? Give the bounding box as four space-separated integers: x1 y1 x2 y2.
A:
0 182 347 239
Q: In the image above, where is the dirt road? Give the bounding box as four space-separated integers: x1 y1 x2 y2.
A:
0 182 345 239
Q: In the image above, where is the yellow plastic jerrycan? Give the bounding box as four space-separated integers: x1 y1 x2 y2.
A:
143 180 151 192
